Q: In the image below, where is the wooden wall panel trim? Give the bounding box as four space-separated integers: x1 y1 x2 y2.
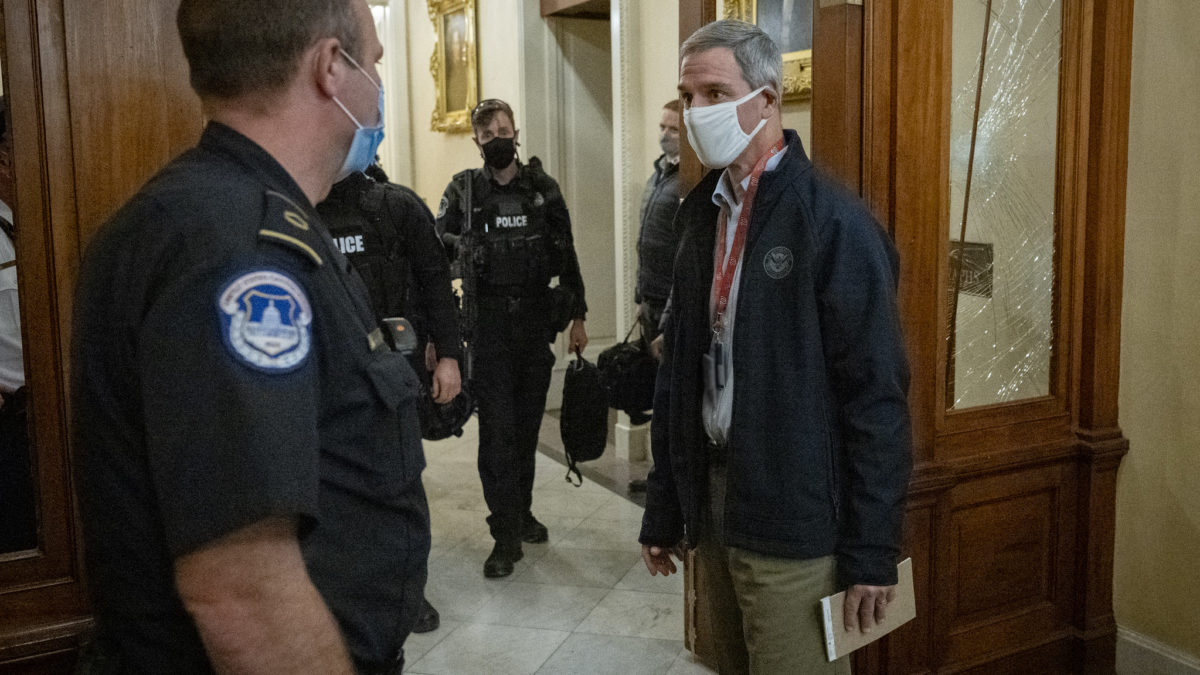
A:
1077 0 1133 431
0 0 95 655
861 0 893 224
1054 0 1091 425
886 0 951 464
676 0 716 195
942 463 1078 668
64 1 202 245
811 2 861 189
0 0 84 599
1073 438 1125 635
0 618 91 663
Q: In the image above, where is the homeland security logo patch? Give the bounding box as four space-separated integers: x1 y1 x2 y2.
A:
763 246 794 279
218 270 312 372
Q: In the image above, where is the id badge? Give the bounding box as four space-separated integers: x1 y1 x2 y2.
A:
703 340 726 397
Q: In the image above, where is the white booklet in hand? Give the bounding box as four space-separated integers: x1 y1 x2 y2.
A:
820 557 916 662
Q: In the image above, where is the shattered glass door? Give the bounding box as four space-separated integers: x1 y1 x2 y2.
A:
947 0 1062 409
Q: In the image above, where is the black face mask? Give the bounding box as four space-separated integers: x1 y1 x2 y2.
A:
481 136 517 170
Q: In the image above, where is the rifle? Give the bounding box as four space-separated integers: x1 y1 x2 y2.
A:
457 174 478 387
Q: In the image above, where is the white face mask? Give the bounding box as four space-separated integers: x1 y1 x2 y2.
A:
683 86 768 169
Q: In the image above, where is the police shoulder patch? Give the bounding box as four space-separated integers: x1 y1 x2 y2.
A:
218 269 313 373
438 195 449 220
259 190 325 267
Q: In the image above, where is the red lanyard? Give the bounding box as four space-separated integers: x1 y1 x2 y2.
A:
711 139 784 337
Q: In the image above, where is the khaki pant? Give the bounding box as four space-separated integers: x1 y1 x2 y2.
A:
699 463 852 674
695 543 854 675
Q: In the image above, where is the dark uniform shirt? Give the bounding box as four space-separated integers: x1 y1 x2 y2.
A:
72 122 429 673
435 158 587 331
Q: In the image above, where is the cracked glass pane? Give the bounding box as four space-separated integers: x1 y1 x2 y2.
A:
948 0 1061 409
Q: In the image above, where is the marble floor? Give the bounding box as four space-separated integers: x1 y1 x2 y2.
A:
407 415 714 675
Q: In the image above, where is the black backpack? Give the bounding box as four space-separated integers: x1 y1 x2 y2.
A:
597 324 658 425
559 353 608 485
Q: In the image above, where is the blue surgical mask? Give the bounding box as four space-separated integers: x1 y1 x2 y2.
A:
333 48 385 181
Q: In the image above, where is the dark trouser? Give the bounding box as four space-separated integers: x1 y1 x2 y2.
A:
473 307 556 545
0 386 35 554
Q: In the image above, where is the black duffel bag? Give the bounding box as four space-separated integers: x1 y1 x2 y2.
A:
560 351 608 486
597 323 657 425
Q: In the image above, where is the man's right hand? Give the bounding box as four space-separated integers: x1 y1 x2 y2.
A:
641 543 683 577
648 335 664 361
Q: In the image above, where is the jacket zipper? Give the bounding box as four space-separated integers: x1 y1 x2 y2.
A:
821 399 839 524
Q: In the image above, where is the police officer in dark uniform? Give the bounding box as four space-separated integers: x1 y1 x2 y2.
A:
317 166 459 633
71 2 426 673
436 99 588 578
319 166 462 408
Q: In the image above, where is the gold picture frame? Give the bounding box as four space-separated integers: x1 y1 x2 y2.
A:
428 0 478 133
721 0 813 102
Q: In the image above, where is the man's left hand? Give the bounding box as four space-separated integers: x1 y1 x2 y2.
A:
430 357 461 404
569 319 588 355
843 583 896 634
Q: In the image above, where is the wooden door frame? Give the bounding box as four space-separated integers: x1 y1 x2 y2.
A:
0 0 92 661
1 0 206 666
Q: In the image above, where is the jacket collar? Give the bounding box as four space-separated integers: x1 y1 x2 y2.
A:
746 130 811 243
679 130 812 283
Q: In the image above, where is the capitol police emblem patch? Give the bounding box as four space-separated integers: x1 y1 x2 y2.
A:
218 270 312 372
763 246 794 279
438 196 449 219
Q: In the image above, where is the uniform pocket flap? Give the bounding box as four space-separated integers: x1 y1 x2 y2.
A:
365 351 419 410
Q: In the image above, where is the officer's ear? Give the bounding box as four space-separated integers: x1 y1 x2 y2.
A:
311 37 345 100
513 129 520 147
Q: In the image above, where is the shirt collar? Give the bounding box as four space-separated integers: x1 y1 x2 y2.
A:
711 145 788 212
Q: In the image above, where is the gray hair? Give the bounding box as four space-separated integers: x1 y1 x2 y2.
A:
680 20 782 97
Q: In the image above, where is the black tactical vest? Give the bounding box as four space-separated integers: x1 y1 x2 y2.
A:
318 174 409 318
459 160 569 293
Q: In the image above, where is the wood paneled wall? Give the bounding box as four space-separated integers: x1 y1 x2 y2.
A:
0 0 202 669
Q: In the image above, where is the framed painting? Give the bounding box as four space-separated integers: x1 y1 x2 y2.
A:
428 0 478 133
721 0 813 101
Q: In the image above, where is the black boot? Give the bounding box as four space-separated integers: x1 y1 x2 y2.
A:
522 513 549 544
483 541 523 578
411 597 440 634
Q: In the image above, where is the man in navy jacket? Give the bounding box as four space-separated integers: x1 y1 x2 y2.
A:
638 20 912 673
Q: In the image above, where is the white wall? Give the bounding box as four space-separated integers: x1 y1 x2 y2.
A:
1115 0 1200 666
402 0 523 210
